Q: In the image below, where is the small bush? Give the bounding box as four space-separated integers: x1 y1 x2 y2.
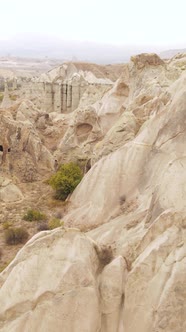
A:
23 209 47 221
5 227 29 245
48 218 62 230
2 221 13 230
10 94 18 101
49 162 83 200
37 222 49 232
0 93 3 102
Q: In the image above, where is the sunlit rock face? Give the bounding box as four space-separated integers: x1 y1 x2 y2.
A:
0 53 186 332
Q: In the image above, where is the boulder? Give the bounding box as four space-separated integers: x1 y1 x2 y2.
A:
0 176 23 203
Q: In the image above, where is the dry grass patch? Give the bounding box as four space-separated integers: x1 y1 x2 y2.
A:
4 227 29 245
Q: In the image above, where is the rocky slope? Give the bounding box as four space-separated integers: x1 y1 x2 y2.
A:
0 53 186 332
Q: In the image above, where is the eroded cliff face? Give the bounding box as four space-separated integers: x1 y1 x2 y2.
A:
0 53 186 332
21 62 120 114
0 101 54 184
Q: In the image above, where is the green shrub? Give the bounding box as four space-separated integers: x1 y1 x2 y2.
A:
23 209 47 221
5 227 29 245
49 162 83 200
9 94 17 101
2 221 13 230
0 248 2 259
48 218 62 230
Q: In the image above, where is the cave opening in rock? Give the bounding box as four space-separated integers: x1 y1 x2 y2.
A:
76 123 93 137
0 146 11 152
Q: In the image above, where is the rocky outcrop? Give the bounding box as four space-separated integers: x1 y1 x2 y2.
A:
64 71 186 229
54 52 183 166
22 63 114 114
0 228 129 332
123 211 186 332
168 53 186 72
0 100 54 182
131 53 165 69
0 176 23 203
0 230 100 331
92 111 138 163
55 78 130 164
0 53 186 332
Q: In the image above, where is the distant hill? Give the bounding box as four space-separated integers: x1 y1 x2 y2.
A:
0 35 185 64
0 35 162 64
160 48 186 59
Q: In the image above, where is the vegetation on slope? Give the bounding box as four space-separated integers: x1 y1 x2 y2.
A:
49 162 83 200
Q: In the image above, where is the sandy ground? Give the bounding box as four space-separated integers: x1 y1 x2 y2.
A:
0 180 68 272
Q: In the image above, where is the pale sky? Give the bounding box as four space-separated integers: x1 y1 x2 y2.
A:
0 0 185 48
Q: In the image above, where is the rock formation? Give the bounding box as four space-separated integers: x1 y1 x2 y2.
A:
0 53 186 332
0 82 12 109
22 62 118 114
0 176 23 203
0 99 54 194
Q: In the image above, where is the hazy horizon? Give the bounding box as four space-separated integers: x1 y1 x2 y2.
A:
0 0 185 62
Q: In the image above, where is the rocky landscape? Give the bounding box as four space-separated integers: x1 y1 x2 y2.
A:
0 52 186 331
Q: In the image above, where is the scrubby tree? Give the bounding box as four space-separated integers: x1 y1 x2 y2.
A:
49 162 83 200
